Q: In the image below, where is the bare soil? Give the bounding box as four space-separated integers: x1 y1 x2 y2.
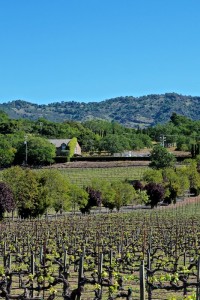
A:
46 149 191 169
47 160 150 169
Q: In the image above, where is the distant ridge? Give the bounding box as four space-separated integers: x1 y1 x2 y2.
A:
0 93 200 128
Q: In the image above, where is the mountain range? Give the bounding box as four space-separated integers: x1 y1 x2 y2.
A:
0 92 200 128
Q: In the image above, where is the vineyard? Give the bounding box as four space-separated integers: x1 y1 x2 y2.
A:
59 166 147 187
1 198 200 299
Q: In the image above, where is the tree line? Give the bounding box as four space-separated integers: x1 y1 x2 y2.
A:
1 147 200 218
146 112 200 152
0 110 152 167
138 145 200 207
1 110 200 167
0 166 143 219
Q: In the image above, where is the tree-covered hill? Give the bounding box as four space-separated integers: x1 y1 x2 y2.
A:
1 93 200 127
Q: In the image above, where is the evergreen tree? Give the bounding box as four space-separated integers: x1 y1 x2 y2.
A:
150 145 176 169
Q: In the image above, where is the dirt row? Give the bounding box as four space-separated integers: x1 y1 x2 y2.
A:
47 160 150 169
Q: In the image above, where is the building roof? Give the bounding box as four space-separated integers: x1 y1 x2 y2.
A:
49 139 71 147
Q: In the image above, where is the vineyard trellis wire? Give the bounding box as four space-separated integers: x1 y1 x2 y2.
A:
59 166 148 187
1 199 200 299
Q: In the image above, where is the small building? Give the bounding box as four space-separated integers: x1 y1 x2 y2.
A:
113 150 150 157
48 139 81 156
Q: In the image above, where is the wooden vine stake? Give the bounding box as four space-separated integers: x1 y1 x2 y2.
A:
140 260 146 300
77 255 84 300
97 253 103 300
196 257 200 300
147 250 152 300
98 253 103 283
8 254 11 270
30 253 35 298
40 245 43 264
109 249 113 267
63 249 67 273
3 241 6 267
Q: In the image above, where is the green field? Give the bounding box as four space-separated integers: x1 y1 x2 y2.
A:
59 165 148 187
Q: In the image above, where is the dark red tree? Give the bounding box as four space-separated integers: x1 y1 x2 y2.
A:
80 187 102 213
131 180 144 191
145 182 165 208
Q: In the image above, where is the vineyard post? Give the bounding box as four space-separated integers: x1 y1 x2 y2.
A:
196 257 200 300
57 234 61 245
4 241 6 255
8 254 11 270
109 249 113 266
98 253 103 299
183 250 188 296
143 228 146 259
77 255 84 300
30 253 35 297
35 225 38 239
3 242 6 267
149 229 152 254
40 246 43 264
78 255 84 282
147 250 152 300
147 250 151 270
31 253 35 274
184 251 186 266
140 260 146 300
42 234 47 297
64 249 67 273
98 253 103 282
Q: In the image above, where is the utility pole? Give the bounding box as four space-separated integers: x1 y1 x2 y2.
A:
39 122 43 134
160 135 166 147
24 135 28 165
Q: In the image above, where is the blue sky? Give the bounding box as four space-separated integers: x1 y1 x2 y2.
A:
0 0 200 104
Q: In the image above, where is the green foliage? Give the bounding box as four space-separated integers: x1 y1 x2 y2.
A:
162 168 187 204
15 136 56 165
143 163 195 204
134 190 149 205
148 112 200 152
176 135 192 151
78 131 100 154
150 145 176 169
0 110 9 122
89 179 116 210
0 112 153 158
184 159 200 195
99 134 131 154
143 168 163 183
68 184 89 211
0 182 15 219
2 167 73 217
170 112 192 126
0 136 16 167
2 166 26 206
68 137 77 158
3 167 46 218
111 181 136 211
38 169 71 213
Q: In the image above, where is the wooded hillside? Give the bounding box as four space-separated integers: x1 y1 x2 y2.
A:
1 93 200 127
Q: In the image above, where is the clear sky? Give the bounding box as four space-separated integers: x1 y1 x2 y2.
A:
0 0 200 104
